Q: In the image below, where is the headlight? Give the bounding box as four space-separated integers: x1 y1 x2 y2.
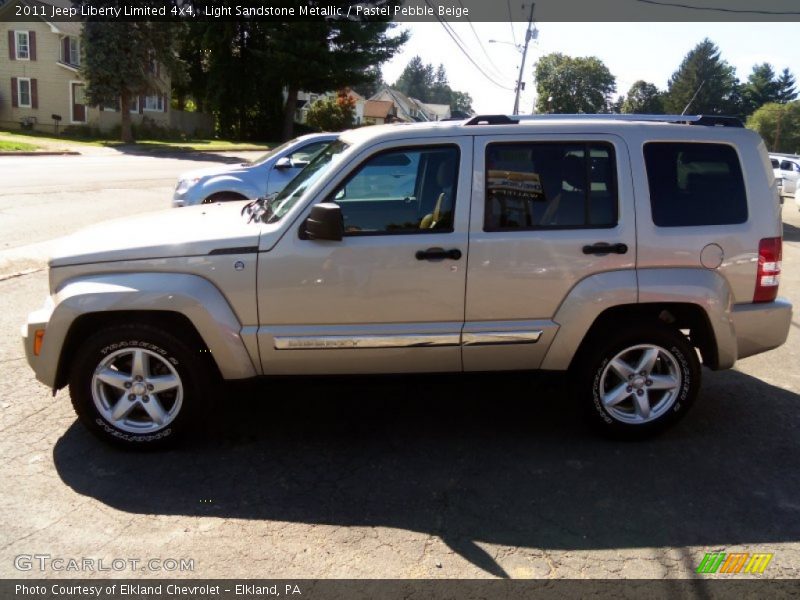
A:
176 177 200 193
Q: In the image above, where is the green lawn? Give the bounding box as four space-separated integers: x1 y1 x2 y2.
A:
0 139 40 152
0 129 274 152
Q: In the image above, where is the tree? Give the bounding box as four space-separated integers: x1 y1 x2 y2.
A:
533 53 616 114
394 58 473 114
352 67 386 99
621 80 664 114
394 56 435 100
450 91 474 115
776 68 798 104
306 92 356 131
663 39 738 115
272 16 408 140
81 21 185 142
741 63 780 115
747 101 800 153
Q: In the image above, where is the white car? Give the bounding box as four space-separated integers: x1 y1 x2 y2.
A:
172 133 337 207
770 154 800 198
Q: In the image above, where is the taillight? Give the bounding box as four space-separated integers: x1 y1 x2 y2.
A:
754 237 782 303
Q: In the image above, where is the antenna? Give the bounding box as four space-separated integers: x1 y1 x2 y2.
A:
681 80 706 115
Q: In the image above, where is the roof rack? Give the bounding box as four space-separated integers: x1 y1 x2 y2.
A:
465 114 744 128
464 115 519 126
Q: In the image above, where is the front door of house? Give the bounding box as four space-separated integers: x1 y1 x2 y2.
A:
71 83 86 123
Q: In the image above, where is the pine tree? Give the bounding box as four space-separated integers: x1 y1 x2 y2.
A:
663 39 738 115
776 68 798 104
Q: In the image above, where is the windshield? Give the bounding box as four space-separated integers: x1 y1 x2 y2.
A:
248 139 296 165
265 140 349 223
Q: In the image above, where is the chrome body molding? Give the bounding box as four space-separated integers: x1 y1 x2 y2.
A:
274 330 543 350
274 333 461 350
461 330 542 346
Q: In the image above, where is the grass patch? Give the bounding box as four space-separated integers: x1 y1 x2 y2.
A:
109 140 275 152
0 129 275 152
0 139 40 152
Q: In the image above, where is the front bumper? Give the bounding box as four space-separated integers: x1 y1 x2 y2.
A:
732 298 793 361
21 297 55 387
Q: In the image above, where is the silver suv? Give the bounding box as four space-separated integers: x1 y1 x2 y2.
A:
22 114 792 447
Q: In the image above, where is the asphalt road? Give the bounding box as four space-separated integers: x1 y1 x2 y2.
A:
1 152 799 580
0 149 262 277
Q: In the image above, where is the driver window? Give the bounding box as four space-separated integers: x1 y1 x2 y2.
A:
288 141 330 166
329 146 459 235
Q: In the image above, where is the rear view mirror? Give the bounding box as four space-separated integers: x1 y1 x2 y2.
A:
304 203 344 241
275 157 293 170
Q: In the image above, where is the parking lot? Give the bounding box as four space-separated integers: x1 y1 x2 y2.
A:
1 150 799 579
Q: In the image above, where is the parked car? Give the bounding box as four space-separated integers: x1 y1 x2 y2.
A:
770 153 800 198
23 114 792 448
770 156 783 194
172 133 337 207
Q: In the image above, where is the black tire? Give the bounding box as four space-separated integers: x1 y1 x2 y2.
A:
68 324 208 449
576 323 701 439
202 192 247 204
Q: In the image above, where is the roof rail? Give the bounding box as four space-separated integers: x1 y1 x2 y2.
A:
465 114 744 127
464 115 519 125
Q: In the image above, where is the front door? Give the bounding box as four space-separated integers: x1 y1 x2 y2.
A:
257 137 472 375
780 159 799 195
71 83 86 123
266 140 332 195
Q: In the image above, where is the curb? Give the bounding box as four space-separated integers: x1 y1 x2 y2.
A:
0 151 81 156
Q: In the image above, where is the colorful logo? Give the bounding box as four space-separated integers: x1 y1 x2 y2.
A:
696 552 773 574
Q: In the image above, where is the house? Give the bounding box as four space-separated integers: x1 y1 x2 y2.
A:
0 0 211 136
368 87 452 122
362 100 396 125
294 88 367 126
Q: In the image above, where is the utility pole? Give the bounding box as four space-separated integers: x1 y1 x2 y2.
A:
513 3 535 115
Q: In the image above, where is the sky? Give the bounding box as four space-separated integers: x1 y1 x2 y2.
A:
380 22 800 114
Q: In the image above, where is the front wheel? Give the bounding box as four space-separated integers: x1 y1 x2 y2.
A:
68 324 208 448
578 324 701 438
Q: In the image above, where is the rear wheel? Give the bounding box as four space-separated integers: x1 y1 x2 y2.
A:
578 323 700 438
68 324 208 448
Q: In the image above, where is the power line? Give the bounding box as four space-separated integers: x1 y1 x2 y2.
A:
506 0 518 46
635 0 800 15
456 0 512 84
423 0 515 91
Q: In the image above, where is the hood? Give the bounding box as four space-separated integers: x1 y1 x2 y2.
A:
178 162 255 182
49 202 262 268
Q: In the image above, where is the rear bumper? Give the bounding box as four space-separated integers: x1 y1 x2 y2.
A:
732 298 792 361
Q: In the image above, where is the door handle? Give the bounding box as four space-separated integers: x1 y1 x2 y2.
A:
416 247 462 261
582 242 628 255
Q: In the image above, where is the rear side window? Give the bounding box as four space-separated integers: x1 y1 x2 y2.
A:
644 142 747 227
485 142 618 230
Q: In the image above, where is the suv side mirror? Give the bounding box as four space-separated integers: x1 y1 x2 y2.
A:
275 157 293 170
304 203 344 241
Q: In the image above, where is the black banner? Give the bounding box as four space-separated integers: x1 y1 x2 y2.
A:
2 0 800 22
3 580 800 600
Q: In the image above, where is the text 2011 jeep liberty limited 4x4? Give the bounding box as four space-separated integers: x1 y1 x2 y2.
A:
22 114 792 447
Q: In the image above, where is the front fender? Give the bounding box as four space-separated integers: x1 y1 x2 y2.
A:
34 272 258 388
192 176 261 204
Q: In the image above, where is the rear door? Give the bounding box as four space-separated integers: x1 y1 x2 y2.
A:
464 133 636 371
